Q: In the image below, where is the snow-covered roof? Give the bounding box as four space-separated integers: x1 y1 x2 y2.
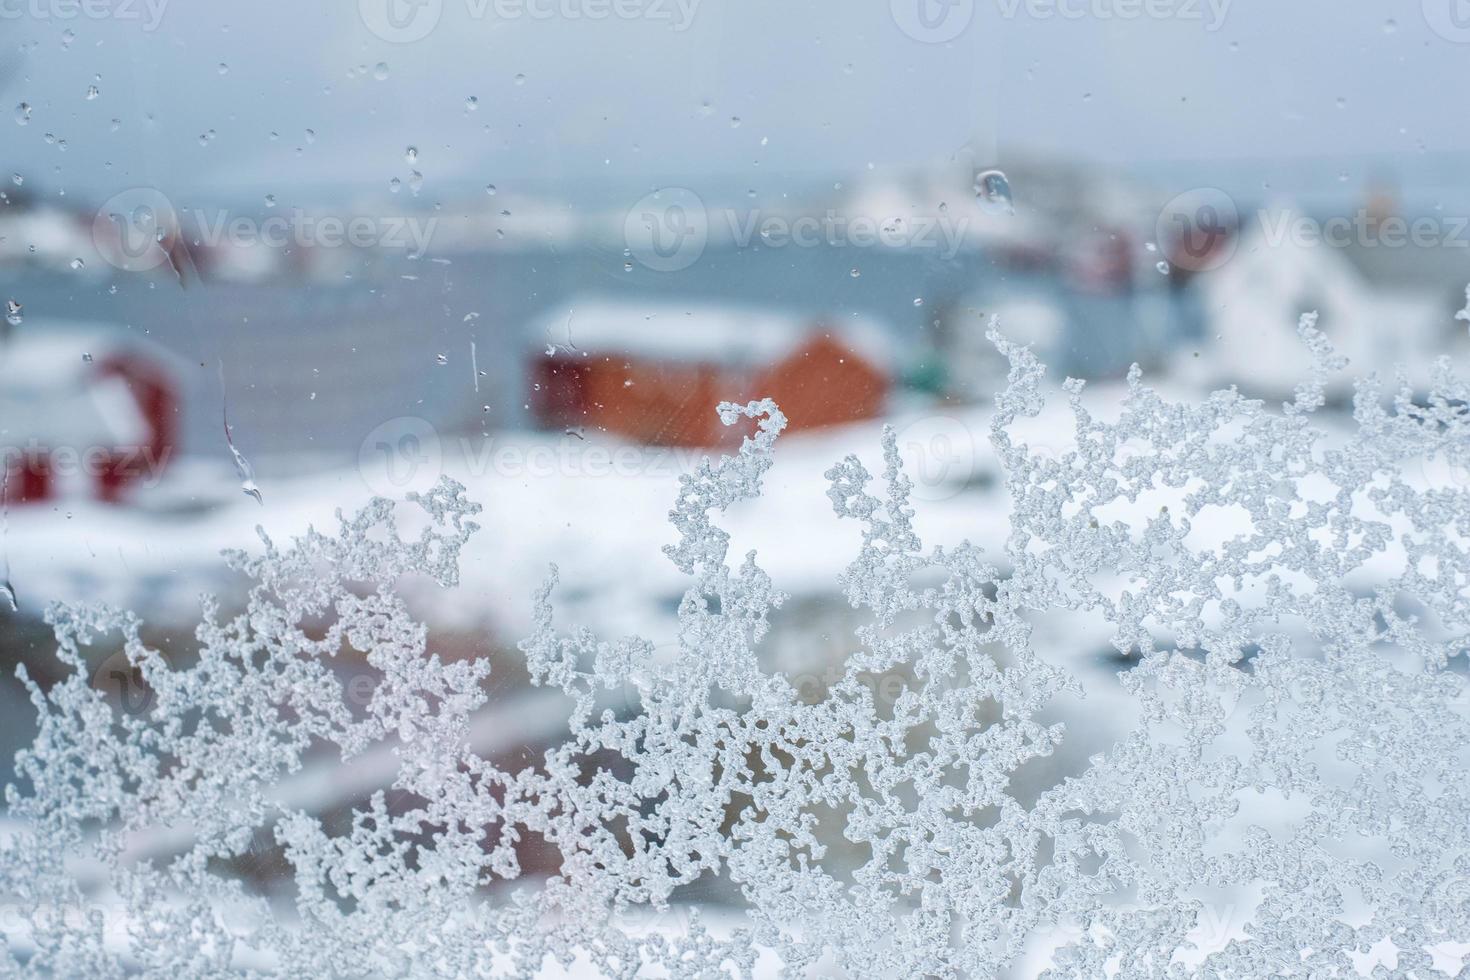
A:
1189 205 1467 397
529 297 896 368
0 205 102 275
0 319 185 450
0 319 184 389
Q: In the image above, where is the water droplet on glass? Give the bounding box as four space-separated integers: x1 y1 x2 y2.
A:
61 28 75 47
913 297 923 307
264 193 275 207
465 96 478 111
405 146 418 164
484 183 496 195
389 176 401 193
5 299 21 326
9 174 20 186
849 268 861 278
1335 97 1346 110
513 74 526 86
624 261 633 272
85 85 100 101
69 258 84 270
14 103 30 126
218 63 229 75
304 128 316 144
973 169 1013 215
730 116 741 128
407 171 423 194
1382 18 1397 33
1155 260 1171 275
373 62 390 80
435 353 448 365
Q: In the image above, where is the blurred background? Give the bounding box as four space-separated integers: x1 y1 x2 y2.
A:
1 1 1469 971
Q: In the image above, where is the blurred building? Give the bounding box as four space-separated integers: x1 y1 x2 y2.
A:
0 320 182 503
528 299 893 446
1177 204 1466 400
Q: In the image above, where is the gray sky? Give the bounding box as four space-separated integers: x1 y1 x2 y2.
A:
1 0 1463 208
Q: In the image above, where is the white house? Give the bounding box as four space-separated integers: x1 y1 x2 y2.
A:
1179 204 1466 400
0 320 184 503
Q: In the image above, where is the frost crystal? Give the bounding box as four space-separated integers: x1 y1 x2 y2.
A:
2 322 1468 977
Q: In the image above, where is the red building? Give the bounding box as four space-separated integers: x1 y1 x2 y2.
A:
528 300 893 446
0 321 182 504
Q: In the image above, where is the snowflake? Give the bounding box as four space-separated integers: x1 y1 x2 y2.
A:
1 318 1467 977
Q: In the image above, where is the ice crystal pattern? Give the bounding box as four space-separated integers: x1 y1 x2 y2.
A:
2 319 1468 977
